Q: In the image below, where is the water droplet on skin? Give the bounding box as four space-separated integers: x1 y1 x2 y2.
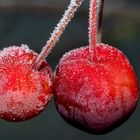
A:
13 118 16 121
69 106 72 109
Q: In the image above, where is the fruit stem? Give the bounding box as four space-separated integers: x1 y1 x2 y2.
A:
33 0 84 70
89 0 104 62
97 0 104 43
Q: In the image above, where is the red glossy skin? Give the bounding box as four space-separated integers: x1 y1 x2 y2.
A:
54 44 139 134
0 45 53 121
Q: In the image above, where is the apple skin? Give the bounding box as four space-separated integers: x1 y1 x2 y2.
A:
54 44 139 134
0 45 53 122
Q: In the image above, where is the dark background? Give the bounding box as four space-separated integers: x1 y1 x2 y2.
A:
0 0 140 139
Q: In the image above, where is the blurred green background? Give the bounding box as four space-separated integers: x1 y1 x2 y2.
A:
0 0 140 140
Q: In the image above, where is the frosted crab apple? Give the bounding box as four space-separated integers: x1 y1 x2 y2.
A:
54 44 138 133
0 0 83 122
0 45 53 121
54 0 139 134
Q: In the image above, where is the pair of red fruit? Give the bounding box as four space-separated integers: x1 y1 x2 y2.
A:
0 0 138 134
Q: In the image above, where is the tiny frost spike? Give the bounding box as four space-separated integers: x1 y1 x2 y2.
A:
54 0 139 134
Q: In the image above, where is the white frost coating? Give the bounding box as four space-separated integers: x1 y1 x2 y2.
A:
34 0 84 70
0 45 31 59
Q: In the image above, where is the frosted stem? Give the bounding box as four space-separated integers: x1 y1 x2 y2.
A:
89 0 97 62
89 0 104 62
33 0 84 70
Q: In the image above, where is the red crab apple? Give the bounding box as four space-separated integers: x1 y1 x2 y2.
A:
54 44 138 133
0 45 53 121
53 0 139 134
0 0 84 122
